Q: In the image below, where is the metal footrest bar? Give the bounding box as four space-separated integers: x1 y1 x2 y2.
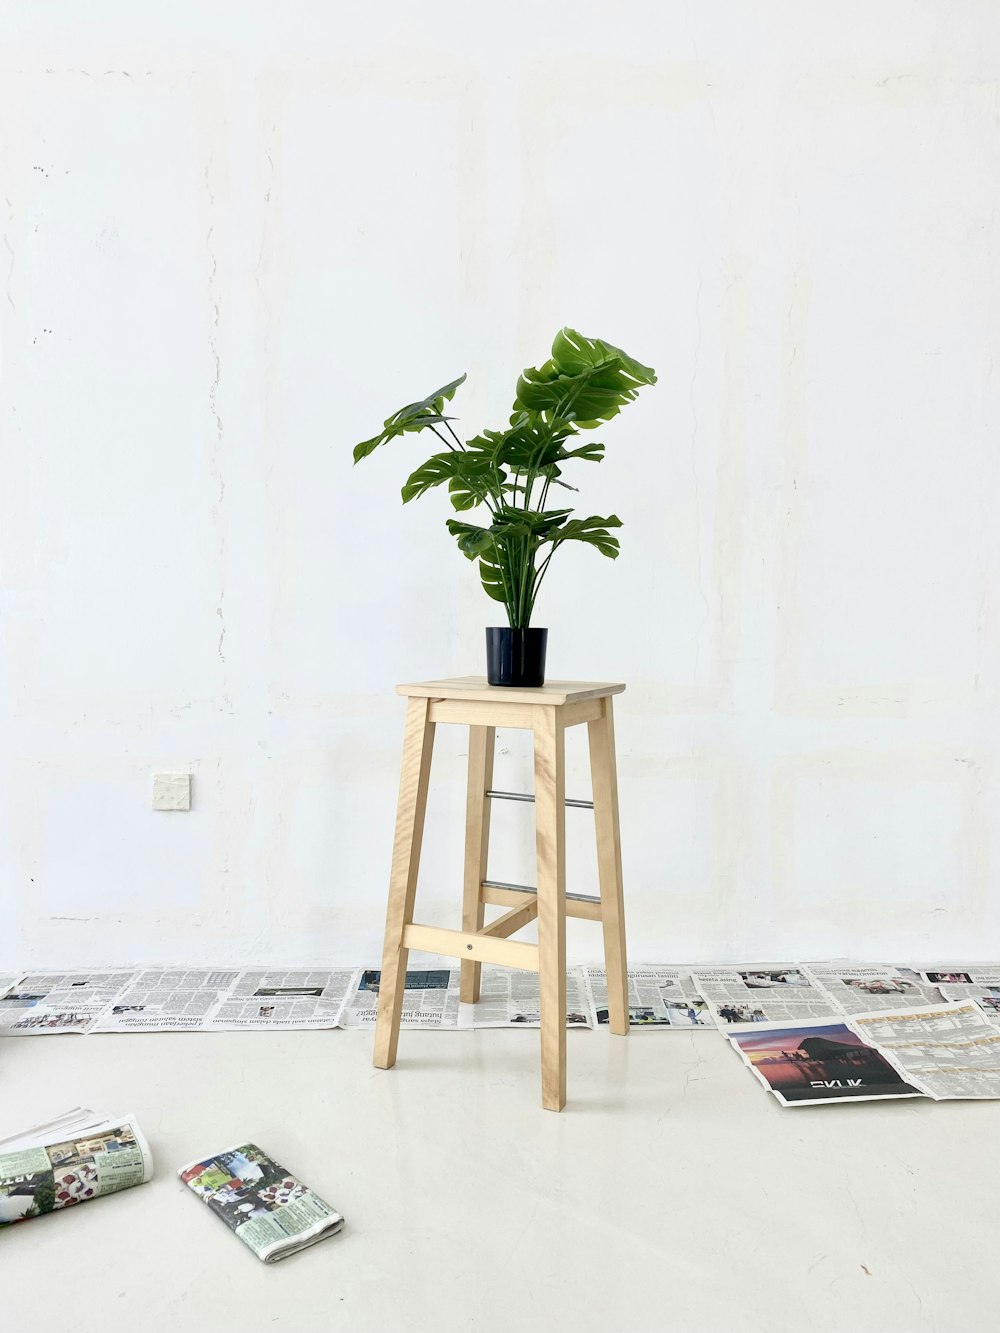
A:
481 881 603 923
486 789 594 810
482 878 601 906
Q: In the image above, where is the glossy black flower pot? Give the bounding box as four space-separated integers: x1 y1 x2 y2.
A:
486 627 548 688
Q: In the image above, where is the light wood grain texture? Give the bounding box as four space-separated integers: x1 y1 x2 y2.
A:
481 883 603 921
401 923 539 971
428 699 537 729
589 697 629 1036
377 677 628 1108
533 704 567 1110
560 697 604 727
373 697 436 1070
461 725 494 1001
399 676 626 706
479 899 539 938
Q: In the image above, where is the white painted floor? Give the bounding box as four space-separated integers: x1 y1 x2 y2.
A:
2 1026 992 1332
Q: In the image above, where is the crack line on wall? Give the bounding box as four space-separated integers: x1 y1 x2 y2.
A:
205 158 227 673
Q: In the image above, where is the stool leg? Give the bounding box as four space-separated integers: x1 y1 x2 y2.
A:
589 696 629 1035
373 696 436 1070
461 725 495 1003
533 704 567 1111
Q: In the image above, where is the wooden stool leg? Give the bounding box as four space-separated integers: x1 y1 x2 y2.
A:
460 724 495 1003
373 696 436 1070
589 696 628 1035
534 704 567 1111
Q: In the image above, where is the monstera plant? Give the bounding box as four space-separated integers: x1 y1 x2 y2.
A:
353 327 656 686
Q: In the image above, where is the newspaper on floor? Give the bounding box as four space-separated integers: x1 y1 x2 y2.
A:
92 969 242 1032
458 965 595 1028
694 962 951 1033
0 975 23 999
205 969 360 1030
917 964 1000 1026
340 967 464 1029
178 1142 344 1263
583 965 712 1028
800 964 946 1015
729 1000 1000 1107
729 1018 927 1107
0 971 136 1035
692 964 836 1030
897 967 948 1004
0 1109 152 1224
850 1001 1000 1099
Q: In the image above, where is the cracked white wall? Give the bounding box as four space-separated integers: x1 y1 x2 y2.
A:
1 1 999 969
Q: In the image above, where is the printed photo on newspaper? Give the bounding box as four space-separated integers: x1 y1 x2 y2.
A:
457 965 595 1028
584 965 712 1028
0 971 135 1035
729 1020 926 1107
0 1109 152 1224
340 967 464 1029
178 1143 344 1263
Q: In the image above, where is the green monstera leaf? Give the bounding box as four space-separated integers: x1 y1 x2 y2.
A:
401 452 496 505
353 374 466 462
543 513 623 558
514 328 656 427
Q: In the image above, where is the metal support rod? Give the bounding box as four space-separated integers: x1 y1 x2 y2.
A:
486 789 594 810
481 878 601 906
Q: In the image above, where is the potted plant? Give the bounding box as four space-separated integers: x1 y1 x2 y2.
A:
353 327 656 687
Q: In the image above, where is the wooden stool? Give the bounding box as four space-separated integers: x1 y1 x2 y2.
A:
372 676 629 1111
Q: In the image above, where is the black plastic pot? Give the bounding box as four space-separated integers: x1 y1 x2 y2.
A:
486 627 548 688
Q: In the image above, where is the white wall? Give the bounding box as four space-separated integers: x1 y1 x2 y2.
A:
2 1 999 970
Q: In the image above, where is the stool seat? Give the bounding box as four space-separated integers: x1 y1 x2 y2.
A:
397 676 626 705
373 675 629 1111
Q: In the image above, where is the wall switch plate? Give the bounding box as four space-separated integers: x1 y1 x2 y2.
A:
152 774 192 811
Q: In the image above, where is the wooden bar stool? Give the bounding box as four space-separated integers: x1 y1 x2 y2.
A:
372 676 629 1111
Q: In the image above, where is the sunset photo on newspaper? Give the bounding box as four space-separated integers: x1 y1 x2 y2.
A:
730 1021 926 1107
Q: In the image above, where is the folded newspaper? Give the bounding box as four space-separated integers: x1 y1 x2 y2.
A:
178 1143 344 1263
0 1108 152 1224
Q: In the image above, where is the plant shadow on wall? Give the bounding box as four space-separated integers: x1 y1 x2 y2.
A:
353 328 656 686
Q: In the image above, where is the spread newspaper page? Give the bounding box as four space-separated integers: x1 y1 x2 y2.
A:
94 969 242 1031
692 965 836 1030
457 965 595 1028
340 967 465 1029
584 965 712 1027
921 965 1000 1025
729 1019 926 1106
693 962 951 1032
800 964 946 1014
728 1000 1000 1106
850 1001 1000 1099
0 971 135 1034
205 969 360 1030
0 1109 152 1223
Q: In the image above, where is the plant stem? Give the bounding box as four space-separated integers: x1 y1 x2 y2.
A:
428 424 459 454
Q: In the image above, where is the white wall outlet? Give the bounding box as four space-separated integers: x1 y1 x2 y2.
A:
152 773 192 811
